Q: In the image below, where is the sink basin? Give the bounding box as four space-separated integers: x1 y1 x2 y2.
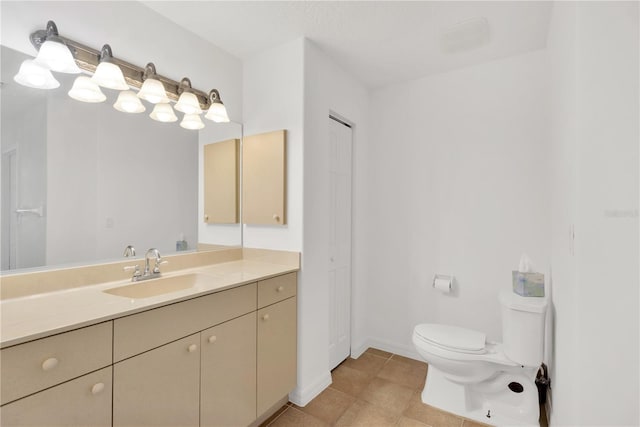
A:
104 273 208 299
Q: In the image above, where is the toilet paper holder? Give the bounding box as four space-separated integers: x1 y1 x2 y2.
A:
433 274 453 292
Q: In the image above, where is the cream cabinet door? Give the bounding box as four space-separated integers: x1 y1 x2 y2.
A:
113 334 200 427
242 130 286 225
257 296 297 416
0 367 112 427
203 138 239 224
201 312 257 427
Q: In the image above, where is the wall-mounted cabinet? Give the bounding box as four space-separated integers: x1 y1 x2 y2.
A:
243 130 287 225
203 138 240 224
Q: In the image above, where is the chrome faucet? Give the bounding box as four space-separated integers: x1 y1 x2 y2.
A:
144 248 164 277
123 248 167 282
123 245 136 257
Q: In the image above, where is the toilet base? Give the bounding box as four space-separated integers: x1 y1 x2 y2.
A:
422 366 539 427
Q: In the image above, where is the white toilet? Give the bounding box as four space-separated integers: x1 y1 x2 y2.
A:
412 290 548 426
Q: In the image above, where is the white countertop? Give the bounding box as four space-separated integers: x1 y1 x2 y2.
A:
0 259 298 348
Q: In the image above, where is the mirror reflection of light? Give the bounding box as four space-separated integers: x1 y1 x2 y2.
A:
68 75 107 103
13 59 60 89
114 90 145 113
180 113 205 130
150 103 178 123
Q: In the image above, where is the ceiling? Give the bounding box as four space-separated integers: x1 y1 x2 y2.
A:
143 1 553 89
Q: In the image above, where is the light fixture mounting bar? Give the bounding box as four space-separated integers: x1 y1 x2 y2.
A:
30 26 211 109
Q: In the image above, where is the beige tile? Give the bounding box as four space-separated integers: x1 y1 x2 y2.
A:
268 407 329 427
335 400 400 426
294 387 355 425
403 392 463 427
398 416 430 427
365 347 393 359
331 364 374 397
461 419 492 427
342 353 389 375
359 377 415 414
390 354 428 369
377 358 428 390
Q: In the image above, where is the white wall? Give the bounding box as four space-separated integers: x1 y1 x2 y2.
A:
548 2 639 425
242 38 305 251
295 39 370 405
242 38 370 406
361 50 551 358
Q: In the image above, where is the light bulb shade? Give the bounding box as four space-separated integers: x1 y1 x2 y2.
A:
68 75 106 103
91 61 128 90
180 113 205 130
150 103 178 123
13 59 60 89
114 90 145 113
137 78 169 104
35 39 81 74
175 91 203 114
204 102 230 123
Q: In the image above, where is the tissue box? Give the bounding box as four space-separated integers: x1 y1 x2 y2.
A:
512 271 545 297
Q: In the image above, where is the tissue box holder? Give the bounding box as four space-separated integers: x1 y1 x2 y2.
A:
512 271 545 297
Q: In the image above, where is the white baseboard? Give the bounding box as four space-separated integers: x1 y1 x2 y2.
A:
289 370 332 407
349 336 423 362
350 338 369 359
366 337 423 362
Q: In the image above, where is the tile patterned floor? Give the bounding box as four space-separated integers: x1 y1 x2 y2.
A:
262 348 498 427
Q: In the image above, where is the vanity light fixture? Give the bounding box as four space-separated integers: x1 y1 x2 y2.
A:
32 21 81 74
13 59 60 89
91 45 129 90
137 63 170 104
68 75 106 103
150 103 178 123
204 89 230 123
19 20 231 128
114 90 145 113
180 113 205 130
175 78 203 115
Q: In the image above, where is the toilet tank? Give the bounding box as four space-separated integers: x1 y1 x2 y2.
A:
499 290 548 367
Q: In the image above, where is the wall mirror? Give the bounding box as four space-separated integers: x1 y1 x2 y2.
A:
1 45 242 273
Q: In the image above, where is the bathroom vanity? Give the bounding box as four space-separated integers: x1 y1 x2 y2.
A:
0 250 298 427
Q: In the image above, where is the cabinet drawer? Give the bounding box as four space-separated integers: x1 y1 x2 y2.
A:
258 273 297 308
0 367 112 427
113 282 257 362
0 322 112 405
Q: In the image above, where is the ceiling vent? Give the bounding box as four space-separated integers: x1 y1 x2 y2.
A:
440 17 490 53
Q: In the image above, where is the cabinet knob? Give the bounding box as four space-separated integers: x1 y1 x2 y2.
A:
188 344 198 353
208 335 217 344
277 286 285 292
204 214 209 222
273 214 280 222
42 357 59 371
262 314 270 321
91 382 105 395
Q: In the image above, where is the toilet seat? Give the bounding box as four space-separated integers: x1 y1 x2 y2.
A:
413 324 520 366
414 324 487 354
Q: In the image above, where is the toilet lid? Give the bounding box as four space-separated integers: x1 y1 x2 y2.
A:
414 324 486 353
